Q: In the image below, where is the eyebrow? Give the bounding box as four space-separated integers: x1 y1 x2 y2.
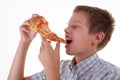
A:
70 20 82 23
68 20 82 25
73 20 81 23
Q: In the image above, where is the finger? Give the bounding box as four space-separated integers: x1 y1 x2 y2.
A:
32 14 40 18
41 36 51 43
39 42 43 60
55 42 60 62
41 36 46 41
41 37 50 45
47 40 51 43
55 42 60 54
23 20 30 26
20 25 29 33
41 37 46 45
41 41 45 47
40 41 44 53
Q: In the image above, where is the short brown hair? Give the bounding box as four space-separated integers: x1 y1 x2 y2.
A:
74 5 115 51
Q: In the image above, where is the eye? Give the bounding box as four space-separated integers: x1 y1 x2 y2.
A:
70 25 80 29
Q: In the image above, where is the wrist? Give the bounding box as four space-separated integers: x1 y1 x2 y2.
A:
20 38 32 44
45 67 60 80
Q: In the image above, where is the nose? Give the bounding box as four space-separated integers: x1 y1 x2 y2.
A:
64 27 70 34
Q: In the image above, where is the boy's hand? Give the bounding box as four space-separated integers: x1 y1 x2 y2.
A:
39 37 60 69
19 14 39 42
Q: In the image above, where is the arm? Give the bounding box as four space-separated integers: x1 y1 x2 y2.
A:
8 16 37 80
39 37 60 80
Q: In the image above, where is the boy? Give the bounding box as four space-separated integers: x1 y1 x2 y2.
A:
8 5 120 80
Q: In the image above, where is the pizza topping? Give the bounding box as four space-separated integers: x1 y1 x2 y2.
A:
29 14 66 43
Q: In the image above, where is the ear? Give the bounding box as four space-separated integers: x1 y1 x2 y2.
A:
92 32 105 45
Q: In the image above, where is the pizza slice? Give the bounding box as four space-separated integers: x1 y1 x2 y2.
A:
29 15 66 43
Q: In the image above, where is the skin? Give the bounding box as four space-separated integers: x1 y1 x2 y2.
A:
8 14 60 80
7 14 37 80
39 37 60 80
8 12 105 80
64 12 105 63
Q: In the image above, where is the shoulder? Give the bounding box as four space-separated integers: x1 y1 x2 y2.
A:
99 59 120 79
100 59 120 74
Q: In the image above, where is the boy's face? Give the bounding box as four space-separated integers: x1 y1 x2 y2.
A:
64 12 96 56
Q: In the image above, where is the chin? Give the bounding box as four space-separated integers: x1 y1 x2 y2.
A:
66 50 73 55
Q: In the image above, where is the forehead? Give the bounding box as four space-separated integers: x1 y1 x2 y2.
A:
69 12 88 23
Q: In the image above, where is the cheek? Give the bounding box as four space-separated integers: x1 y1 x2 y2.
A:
73 36 84 49
74 35 92 49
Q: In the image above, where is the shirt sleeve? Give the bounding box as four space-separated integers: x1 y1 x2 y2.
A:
30 70 47 80
102 74 120 80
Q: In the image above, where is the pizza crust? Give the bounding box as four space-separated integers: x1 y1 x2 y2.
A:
29 15 66 43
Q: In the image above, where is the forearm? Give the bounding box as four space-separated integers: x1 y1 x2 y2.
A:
8 39 31 80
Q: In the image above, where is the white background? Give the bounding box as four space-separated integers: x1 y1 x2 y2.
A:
0 0 120 79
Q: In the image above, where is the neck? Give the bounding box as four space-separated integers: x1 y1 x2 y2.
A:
74 51 96 64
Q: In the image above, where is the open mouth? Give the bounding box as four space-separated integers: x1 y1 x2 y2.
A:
65 39 72 48
66 39 72 44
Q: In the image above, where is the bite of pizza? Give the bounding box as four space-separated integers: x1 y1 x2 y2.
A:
29 15 66 43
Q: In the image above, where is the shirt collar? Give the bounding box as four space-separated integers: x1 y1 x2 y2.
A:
69 53 99 74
